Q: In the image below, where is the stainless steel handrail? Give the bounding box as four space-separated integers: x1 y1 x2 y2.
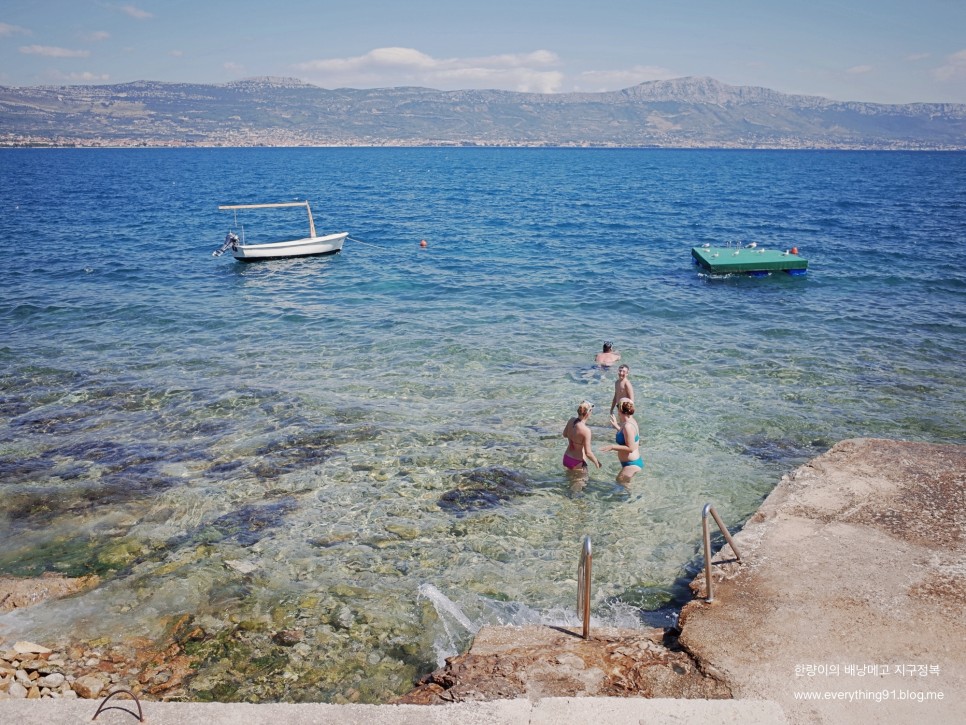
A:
576 535 592 639
702 503 742 602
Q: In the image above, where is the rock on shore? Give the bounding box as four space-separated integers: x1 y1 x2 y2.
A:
397 625 730 704
0 574 99 613
0 633 197 702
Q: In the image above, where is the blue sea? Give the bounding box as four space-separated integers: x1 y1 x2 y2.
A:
1 148 964 702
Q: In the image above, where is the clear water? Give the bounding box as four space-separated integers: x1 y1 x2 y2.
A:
1 148 964 702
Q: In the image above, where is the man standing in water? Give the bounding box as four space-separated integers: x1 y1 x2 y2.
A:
595 341 620 367
610 364 634 415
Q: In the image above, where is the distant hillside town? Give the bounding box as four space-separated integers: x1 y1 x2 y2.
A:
1 76 964 150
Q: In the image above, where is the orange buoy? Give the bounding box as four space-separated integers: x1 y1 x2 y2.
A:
419 239 427 248
791 246 799 255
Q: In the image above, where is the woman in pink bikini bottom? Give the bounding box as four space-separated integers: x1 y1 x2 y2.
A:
562 401 601 472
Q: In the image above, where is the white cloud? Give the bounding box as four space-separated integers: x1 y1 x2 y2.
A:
118 4 154 20
574 65 676 92
169 49 183 57
62 71 111 82
20 45 90 58
223 61 244 74
82 31 111 42
933 49 966 82
846 65 874 75
905 53 929 62
294 47 564 92
0 22 30 37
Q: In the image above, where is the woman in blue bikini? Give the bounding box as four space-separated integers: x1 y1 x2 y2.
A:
602 398 643 485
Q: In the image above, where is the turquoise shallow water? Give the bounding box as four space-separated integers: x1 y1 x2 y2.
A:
1 148 964 702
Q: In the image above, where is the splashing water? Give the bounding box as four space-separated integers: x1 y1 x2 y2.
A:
418 583 479 666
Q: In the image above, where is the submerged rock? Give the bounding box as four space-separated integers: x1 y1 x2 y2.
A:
205 427 371 482
3 465 179 530
437 466 532 515
728 433 830 465
167 497 298 549
208 498 298 546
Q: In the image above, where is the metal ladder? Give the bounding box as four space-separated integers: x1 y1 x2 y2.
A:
577 535 592 639
575 504 741 640
701 503 742 602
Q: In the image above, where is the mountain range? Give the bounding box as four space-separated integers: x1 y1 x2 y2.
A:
1 76 964 149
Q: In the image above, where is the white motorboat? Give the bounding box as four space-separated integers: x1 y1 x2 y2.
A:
213 201 348 261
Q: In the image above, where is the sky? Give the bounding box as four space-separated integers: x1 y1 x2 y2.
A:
1 1 965 104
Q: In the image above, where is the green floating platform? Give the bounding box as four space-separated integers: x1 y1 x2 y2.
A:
691 246 808 275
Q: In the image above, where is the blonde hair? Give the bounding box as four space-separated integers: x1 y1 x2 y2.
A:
618 399 635 415
577 401 594 417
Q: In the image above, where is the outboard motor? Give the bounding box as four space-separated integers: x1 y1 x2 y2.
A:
212 231 239 257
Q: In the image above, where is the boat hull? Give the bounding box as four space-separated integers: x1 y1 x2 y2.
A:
232 232 348 261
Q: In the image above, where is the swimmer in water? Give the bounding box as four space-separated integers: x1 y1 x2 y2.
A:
594 341 620 368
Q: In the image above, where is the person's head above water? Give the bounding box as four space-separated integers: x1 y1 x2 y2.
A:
602 341 613 352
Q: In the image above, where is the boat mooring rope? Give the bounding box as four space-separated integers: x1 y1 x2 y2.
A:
346 236 380 247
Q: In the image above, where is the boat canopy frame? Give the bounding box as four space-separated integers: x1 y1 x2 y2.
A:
218 201 317 239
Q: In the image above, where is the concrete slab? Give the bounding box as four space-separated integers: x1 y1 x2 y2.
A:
677 438 965 725
0 697 788 725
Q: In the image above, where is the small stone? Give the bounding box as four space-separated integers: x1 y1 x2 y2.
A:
26 685 41 699
150 670 172 686
225 559 258 575
7 681 27 699
182 627 206 642
73 674 105 699
41 673 66 688
13 642 51 655
272 629 303 647
385 523 421 540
